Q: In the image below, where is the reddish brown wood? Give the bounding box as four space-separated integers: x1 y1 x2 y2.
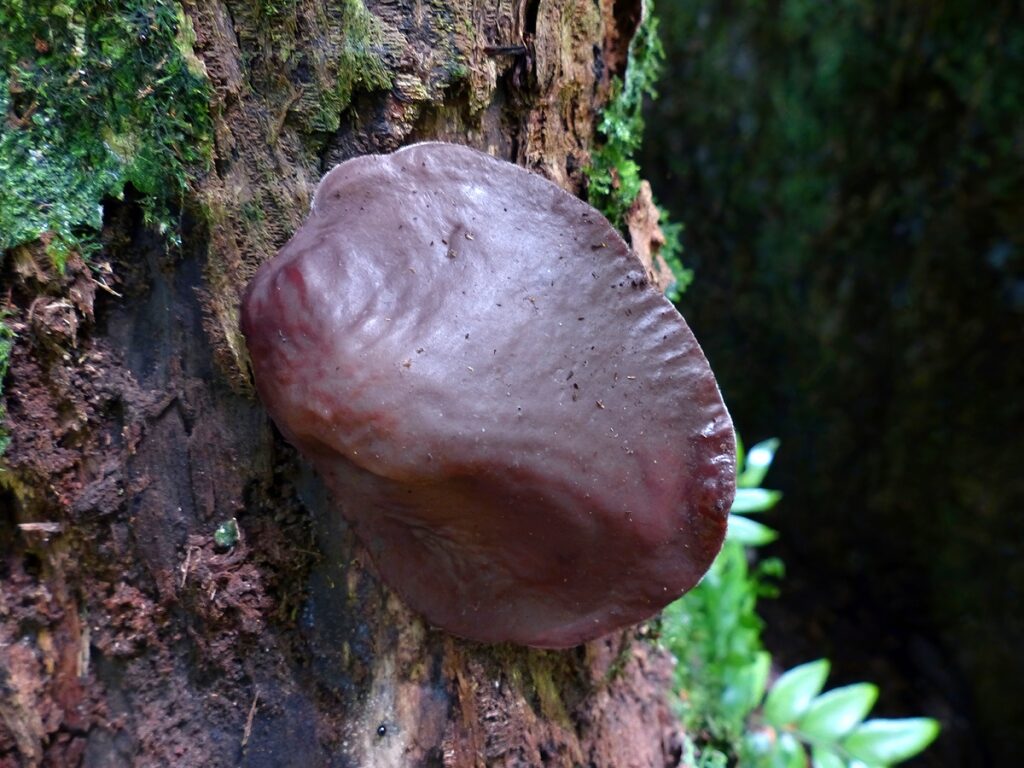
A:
0 1 690 765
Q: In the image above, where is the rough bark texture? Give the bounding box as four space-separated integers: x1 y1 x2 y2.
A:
1 0 687 766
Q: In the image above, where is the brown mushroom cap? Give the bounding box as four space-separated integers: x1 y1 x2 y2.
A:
241 142 735 648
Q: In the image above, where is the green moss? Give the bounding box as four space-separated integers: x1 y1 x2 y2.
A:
241 200 266 223
257 0 297 18
0 0 213 266
586 0 691 300
334 0 392 119
0 319 12 460
307 0 392 133
422 0 475 106
0 315 12 460
526 653 572 729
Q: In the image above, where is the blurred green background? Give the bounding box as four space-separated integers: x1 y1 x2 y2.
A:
642 1 1024 764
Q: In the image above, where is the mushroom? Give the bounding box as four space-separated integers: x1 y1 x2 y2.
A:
241 142 735 648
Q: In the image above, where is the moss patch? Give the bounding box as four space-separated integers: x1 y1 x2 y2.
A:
586 0 691 299
0 319 12 459
0 0 212 267
303 0 394 133
333 0 393 111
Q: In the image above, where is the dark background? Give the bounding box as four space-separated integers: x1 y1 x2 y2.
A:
642 1 1024 765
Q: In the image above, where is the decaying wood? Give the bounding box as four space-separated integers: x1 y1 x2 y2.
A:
626 180 675 293
0 1 685 765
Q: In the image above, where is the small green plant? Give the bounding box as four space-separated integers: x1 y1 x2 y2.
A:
586 0 692 300
214 517 240 549
662 438 939 766
662 437 785 754
745 659 940 767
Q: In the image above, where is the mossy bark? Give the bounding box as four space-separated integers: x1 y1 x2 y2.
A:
0 1 685 766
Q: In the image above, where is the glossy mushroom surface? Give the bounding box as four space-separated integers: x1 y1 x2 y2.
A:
241 142 735 647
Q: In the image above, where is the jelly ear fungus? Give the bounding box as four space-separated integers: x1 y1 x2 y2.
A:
241 142 735 648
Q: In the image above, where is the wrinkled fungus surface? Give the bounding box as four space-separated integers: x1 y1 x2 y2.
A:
241 143 735 647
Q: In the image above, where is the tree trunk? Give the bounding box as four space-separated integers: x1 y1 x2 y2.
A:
0 0 684 765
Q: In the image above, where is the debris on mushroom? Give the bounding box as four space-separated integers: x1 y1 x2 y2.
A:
241 142 735 648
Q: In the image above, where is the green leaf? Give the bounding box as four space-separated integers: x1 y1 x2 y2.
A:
742 728 775 760
811 746 845 768
723 651 773 720
798 683 879 741
726 515 778 546
750 650 773 711
732 488 783 514
738 438 780 488
774 732 807 768
764 659 830 726
842 718 940 764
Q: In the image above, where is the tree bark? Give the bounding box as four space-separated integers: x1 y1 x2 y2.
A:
0 0 684 765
